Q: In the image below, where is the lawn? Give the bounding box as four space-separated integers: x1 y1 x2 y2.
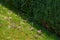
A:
0 4 59 40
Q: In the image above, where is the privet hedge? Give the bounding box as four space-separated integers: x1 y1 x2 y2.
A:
1 0 60 36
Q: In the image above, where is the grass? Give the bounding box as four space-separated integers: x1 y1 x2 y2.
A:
0 4 59 40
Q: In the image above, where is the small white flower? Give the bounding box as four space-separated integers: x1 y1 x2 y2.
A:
29 27 34 31
37 30 42 34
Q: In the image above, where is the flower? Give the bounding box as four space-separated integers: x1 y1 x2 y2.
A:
29 27 34 31
37 30 42 34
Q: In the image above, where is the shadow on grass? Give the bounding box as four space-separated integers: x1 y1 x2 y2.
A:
0 0 59 39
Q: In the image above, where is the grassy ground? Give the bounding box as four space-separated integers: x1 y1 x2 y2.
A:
0 4 59 40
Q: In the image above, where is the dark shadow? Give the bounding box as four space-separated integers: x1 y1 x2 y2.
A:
0 0 59 39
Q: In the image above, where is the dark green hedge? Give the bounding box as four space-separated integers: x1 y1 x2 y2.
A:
1 0 60 36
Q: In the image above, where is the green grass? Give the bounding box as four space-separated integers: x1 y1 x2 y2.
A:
0 4 59 40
